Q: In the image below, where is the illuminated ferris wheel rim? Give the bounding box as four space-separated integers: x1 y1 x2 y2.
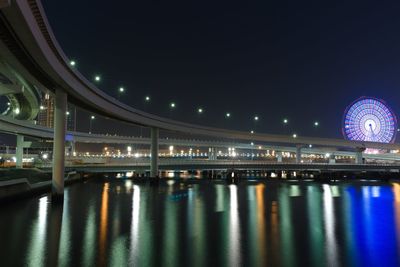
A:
342 97 397 143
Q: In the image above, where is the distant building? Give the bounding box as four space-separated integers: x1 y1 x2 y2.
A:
36 93 76 131
37 93 54 128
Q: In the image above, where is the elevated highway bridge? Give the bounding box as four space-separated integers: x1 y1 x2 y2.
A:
1 115 400 164
1 1 400 196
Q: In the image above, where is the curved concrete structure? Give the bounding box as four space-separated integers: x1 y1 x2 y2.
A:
0 60 41 120
2 1 400 196
0 1 399 150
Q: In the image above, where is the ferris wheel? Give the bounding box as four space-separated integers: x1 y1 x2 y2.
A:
343 97 397 143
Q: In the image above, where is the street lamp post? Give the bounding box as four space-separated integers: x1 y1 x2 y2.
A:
225 112 231 128
283 118 289 134
118 87 125 100
252 115 259 159
89 115 95 134
169 102 176 118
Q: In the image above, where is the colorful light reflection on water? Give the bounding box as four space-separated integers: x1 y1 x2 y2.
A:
0 180 400 267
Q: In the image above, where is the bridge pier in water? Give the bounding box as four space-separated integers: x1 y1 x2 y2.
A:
150 127 159 177
15 135 24 168
52 89 67 198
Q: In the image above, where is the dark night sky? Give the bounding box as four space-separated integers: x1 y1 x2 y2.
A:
40 0 400 140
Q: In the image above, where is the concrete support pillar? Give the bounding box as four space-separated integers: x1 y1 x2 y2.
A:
150 127 159 177
329 154 336 164
276 151 283 163
296 146 302 164
355 148 365 164
71 141 76 155
16 135 24 168
208 147 216 160
52 89 67 197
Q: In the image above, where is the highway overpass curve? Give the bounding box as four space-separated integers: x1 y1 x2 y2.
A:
0 1 399 150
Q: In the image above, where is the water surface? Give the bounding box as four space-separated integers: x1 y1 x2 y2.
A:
1 179 400 267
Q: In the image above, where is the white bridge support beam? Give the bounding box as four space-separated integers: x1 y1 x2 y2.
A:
276 151 283 163
355 148 365 164
296 145 302 164
52 89 67 197
329 154 336 164
16 134 23 168
208 147 216 160
150 127 159 177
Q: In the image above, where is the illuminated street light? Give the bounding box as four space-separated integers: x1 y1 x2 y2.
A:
70 60 76 66
170 102 176 108
309 144 313 148
145 96 150 102
66 111 70 115
94 75 101 82
283 118 288 124
40 105 45 110
250 130 254 134
119 87 125 93
292 133 297 138
226 112 231 118
314 121 319 127
198 108 203 114
89 115 95 134
254 115 259 121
